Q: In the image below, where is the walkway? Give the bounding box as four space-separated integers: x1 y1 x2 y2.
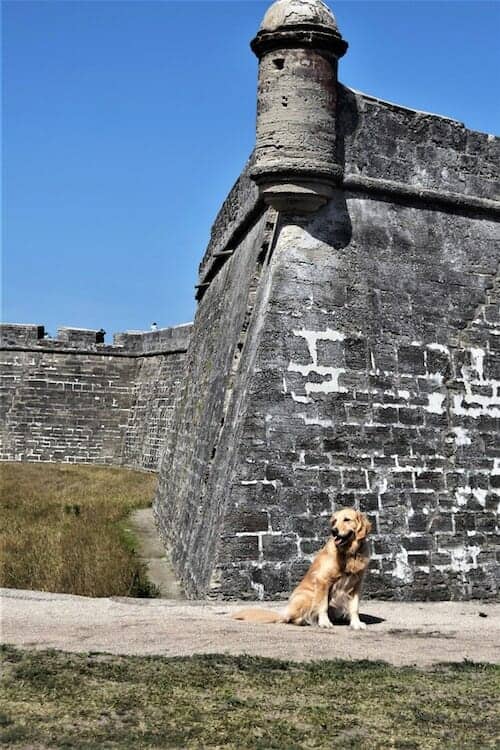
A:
2 588 499 667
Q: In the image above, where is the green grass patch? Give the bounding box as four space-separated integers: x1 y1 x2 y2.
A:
0 462 158 597
0 646 498 749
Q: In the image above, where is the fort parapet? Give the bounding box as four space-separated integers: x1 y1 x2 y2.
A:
0 322 192 469
2 0 499 602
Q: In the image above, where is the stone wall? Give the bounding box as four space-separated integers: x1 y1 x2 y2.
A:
338 87 498 201
0 323 192 470
212 196 499 601
153 207 278 595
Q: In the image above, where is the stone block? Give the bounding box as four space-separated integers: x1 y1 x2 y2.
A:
398 345 425 375
262 535 297 561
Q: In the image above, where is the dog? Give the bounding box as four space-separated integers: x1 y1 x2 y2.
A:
233 507 371 630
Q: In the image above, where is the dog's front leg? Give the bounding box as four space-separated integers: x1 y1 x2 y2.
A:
348 592 366 630
316 585 333 629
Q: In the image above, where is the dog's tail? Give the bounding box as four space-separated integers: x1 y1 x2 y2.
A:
232 607 285 624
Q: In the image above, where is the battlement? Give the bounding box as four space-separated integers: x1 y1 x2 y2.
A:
58 327 105 346
0 322 192 356
0 324 46 345
0 320 193 472
113 323 192 355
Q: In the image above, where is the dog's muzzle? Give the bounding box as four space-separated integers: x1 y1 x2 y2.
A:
331 527 353 547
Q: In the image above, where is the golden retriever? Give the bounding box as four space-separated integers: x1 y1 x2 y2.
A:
233 507 371 630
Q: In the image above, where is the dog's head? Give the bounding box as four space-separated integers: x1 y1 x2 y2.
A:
330 507 372 552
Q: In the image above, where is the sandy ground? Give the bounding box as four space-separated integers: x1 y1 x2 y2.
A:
1 588 499 667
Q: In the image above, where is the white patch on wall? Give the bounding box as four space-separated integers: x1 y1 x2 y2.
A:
452 393 500 419
288 329 353 396
291 392 311 404
451 427 471 446
455 487 470 507
426 392 445 414
292 328 346 365
251 581 265 600
288 362 347 394
491 465 500 496
427 372 444 386
452 344 500 419
427 343 449 354
450 545 481 573
376 476 388 495
306 369 347 395
470 347 485 381
393 548 414 583
472 488 487 508
297 413 334 428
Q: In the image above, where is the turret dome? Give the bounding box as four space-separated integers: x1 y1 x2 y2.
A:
259 0 339 33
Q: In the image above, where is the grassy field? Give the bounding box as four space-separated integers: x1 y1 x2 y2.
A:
0 646 499 749
0 462 158 597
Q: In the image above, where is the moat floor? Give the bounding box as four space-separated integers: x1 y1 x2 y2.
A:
125 508 183 599
2 588 499 667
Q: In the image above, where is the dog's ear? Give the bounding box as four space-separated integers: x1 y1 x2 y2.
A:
355 512 372 540
330 511 338 529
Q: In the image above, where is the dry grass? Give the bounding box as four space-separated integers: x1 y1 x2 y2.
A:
1 647 499 749
0 462 158 597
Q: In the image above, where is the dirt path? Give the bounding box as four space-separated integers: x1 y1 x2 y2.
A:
2 588 499 667
125 508 183 599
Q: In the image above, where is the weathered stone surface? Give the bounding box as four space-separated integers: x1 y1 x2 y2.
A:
153 210 279 596
197 163 261 290
259 0 340 33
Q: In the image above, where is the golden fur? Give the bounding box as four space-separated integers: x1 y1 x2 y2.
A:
233 507 372 630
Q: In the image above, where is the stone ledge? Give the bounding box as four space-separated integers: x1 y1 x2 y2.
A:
344 174 500 219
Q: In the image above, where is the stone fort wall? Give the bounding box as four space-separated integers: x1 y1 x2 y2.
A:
0 322 192 471
153 84 500 602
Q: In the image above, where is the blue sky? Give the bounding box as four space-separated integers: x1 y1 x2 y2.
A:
3 1 499 339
